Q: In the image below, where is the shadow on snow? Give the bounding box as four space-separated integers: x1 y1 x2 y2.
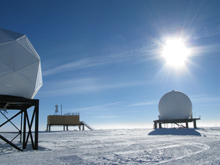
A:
148 128 201 136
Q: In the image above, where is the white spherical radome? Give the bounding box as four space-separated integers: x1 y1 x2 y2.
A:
158 90 192 120
0 28 43 99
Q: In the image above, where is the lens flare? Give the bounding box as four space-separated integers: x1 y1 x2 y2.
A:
162 38 190 68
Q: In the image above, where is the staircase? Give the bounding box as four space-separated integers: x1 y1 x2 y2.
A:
174 123 186 128
81 121 93 130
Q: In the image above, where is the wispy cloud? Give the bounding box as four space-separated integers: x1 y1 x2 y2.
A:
43 45 158 77
39 77 148 97
39 78 98 96
128 101 158 107
43 58 102 76
190 94 220 105
94 116 121 119
64 102 122 113
78 102 121 111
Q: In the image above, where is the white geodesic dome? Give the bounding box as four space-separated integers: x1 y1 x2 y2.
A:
0 28 43 99
158 90 192 120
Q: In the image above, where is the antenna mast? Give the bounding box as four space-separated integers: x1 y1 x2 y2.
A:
61 105 62 115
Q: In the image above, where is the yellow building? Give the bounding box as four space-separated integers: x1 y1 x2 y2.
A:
47 114 92 131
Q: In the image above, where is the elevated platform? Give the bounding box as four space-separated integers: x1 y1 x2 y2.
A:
153 118 201 129
46 115 93 131
0 95 39 151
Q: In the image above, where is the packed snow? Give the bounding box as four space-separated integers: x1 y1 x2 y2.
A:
1 127 220 164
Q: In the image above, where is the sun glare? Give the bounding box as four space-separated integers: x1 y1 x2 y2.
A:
162 38 190 68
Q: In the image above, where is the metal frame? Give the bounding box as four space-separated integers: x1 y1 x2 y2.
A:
153 118 201 129
0 95 39 151
47 121 93 131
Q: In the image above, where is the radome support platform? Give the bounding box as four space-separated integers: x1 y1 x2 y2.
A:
0 95 39 151
153 118 201 129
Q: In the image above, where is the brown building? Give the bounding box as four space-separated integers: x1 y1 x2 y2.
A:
47 114 93 131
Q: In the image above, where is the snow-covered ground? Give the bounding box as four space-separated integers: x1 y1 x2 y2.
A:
1 127 220 164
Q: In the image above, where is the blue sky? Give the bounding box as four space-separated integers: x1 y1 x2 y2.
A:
1 0 220 129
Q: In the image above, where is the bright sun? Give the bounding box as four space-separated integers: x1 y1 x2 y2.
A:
162 38 190 68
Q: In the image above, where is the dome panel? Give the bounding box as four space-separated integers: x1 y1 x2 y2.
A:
0 28 43 99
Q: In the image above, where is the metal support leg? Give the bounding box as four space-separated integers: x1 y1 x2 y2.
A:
35 102 39 150
159 122 162 129
20 113 23 143
23 110 26 150
154 122 157 129
193 120 197 128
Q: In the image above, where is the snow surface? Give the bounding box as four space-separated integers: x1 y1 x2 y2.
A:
1 128 220 164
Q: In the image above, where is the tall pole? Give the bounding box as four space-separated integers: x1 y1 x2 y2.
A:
61 105 62 115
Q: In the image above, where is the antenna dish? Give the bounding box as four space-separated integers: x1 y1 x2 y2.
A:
54 104 59 115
